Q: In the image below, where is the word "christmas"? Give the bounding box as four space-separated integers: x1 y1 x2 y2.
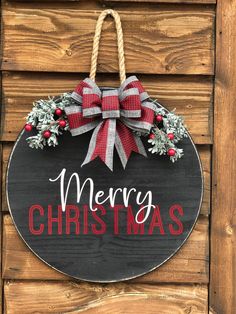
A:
49 169 155 224
28 204 184 236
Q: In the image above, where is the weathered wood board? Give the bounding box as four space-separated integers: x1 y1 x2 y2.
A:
2 214 209 283
104 0 216 3
5 0 216 3
210 0 236 313
4 281 208 314
0 73 213 143
2 5 215 74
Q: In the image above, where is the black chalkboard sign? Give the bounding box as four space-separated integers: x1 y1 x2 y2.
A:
7 127 203 282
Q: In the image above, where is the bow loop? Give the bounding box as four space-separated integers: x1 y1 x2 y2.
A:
120 75 149 102
119 87 142 118
66 76 155 171
83 88 102 118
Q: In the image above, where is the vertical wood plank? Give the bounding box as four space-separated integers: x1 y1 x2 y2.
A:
0 0 3 292
210 1 236 313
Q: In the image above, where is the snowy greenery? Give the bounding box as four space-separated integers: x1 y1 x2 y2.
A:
25 93 188 163
148 101 188 162
25 93 71 149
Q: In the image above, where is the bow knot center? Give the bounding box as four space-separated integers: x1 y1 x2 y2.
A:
102 89 120 119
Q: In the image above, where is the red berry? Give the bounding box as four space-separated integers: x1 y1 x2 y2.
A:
58 120 66 128
43 130 51 139
156 114 163 123
149 133 155 140
25 124 33 132
168 148 176 156
167 133 174 140
55 108 63 116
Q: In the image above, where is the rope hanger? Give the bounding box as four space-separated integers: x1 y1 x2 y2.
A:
89 9 126 84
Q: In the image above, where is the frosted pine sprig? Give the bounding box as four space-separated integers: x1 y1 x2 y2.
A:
148 101 188 162
25 93 71 149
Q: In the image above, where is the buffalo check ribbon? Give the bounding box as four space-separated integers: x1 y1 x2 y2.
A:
65 76 156 171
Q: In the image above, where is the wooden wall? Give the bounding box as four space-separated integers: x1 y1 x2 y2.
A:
1 0 233 313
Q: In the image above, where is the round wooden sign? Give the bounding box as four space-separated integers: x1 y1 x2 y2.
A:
7 127 203 282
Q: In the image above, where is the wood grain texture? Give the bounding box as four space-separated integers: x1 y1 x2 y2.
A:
2 214 209 283
4 280 208 314
210 1 236 313
0 72 213 143
1 142 210 216
7 0 217 3
105 0 217 3
1 6 215 75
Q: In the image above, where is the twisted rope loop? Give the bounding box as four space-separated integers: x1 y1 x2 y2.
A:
89 9 126 84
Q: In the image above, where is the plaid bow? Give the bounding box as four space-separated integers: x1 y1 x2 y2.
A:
65 76 156 171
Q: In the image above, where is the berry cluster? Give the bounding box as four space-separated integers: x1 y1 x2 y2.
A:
25 108 67 139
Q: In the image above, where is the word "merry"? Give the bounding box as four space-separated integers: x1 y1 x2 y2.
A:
49 169 155 223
